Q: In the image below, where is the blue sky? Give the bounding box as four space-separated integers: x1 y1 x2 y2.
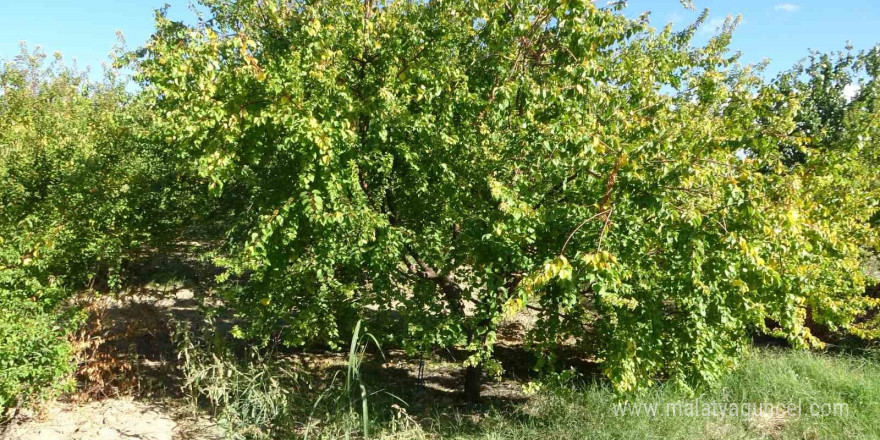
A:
1 0 878 80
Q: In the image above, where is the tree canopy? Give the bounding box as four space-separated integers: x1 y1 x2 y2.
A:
135 0 878 396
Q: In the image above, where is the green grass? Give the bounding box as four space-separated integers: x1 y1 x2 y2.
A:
416 349 880 440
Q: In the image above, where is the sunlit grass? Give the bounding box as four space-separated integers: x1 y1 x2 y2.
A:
427 348 880 440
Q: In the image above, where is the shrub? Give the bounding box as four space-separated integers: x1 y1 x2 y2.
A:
0 297 77 412
175 319 304 439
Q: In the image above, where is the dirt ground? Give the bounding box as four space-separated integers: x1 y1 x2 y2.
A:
3 397 223 440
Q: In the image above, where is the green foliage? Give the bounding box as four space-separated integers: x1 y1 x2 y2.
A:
135 0 879 394
0 47 119 410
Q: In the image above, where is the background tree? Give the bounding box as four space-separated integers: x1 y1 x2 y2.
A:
0 46 196 411
136 0 877 399
771 45 880 336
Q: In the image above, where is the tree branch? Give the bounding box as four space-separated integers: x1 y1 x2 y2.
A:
405 248 466 318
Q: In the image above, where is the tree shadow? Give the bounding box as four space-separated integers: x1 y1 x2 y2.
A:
307 351 529 436
72 242 230 402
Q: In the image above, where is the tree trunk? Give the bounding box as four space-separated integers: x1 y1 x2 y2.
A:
464 364 483 404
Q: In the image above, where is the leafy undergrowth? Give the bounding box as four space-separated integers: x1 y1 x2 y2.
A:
177 325 880 440
29 248 878 440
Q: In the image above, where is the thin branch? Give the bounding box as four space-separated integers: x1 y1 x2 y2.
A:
560 209 611 256
597 207 614 251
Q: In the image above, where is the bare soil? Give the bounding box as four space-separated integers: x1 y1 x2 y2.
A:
3 397 222 440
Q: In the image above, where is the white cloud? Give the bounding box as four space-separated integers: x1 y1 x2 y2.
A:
844 84 860 102
698 18 729 36
774 3 800 12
